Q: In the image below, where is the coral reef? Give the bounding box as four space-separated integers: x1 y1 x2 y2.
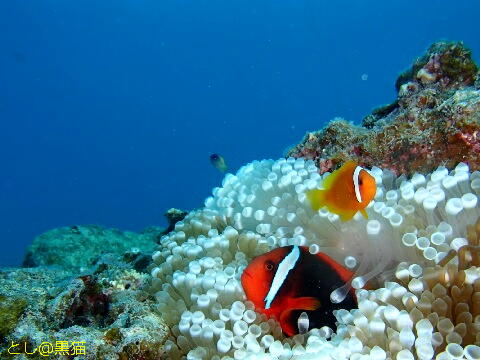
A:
287 41 480 176
23 224 161 272
3 41 480 360
163 208 189 235
0 295 28 343
0 253 168 359
150 157 480 359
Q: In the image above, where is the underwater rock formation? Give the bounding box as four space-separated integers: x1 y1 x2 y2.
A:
287 41 480 176
23 224 161 272
0 254 168 359
163 208 189 235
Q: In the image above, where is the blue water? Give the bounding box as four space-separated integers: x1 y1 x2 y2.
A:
1 0 479 267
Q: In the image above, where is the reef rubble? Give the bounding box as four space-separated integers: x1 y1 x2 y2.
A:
0 225 168 360
287 41 480 176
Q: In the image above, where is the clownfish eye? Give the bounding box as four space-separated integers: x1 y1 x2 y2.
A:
265 261 274 271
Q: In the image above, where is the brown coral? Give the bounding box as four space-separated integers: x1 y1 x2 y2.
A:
287 41 480 176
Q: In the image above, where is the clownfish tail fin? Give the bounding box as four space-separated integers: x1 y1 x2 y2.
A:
306 189 325 211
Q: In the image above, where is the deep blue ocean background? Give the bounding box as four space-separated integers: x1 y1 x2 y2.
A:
1 1 479 267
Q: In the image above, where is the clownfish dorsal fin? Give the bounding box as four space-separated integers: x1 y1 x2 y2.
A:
313 251 354 285
264 246 300 310
322 161 357 189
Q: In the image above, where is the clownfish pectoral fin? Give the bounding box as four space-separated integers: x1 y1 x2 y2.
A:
279 309 297 337
360 208 368 219
306 189 326 212
287 296 321 311
279 297 321 337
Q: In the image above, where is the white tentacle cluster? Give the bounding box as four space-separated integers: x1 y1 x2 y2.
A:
150 158 480 359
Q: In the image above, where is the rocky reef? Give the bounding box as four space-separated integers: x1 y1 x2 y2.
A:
287 41 480 176
22 224 160 272
0 225 170 360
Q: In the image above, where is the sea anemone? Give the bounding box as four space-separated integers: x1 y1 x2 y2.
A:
150 157 480 359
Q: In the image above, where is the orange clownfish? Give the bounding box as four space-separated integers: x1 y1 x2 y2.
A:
241 246 357 337
306 161 376 221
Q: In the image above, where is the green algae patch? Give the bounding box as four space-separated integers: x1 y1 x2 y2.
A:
104 327 123 344
118 340 164 360
0 294 28 338
0 337 43 360
436 42 478 85
395 41 478 91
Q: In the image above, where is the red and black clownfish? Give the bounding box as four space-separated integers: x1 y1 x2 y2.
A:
241 245 357 337
306 161 377 221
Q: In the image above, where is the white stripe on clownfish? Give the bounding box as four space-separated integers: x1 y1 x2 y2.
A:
264 245 300 310
353 166 363 203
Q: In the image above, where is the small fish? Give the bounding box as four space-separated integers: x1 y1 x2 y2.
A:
210 153 228 172
306 161 376 221
241 246 357 336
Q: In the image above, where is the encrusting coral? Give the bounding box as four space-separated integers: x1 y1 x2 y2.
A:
286 41 480 176
23 224 160 272
1 246 168 359
150 157 480 359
